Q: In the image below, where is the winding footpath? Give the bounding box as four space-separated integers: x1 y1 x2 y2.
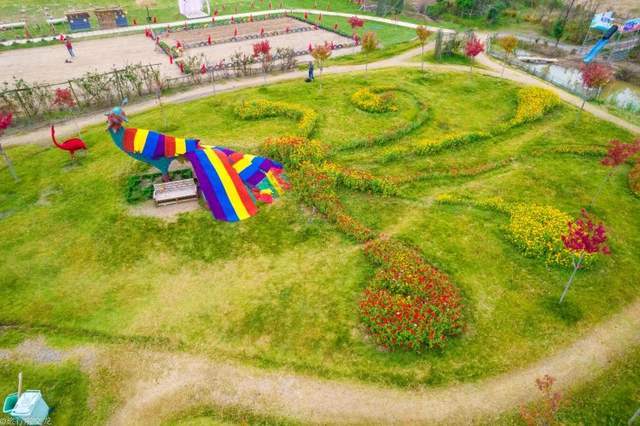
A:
2 14 640 424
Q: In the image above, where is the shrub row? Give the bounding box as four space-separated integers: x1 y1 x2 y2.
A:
234 99 318 137
359 238 465 351
321 163 399 196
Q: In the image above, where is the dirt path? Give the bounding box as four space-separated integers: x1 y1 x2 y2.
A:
6 297 636 424
105 298 637 424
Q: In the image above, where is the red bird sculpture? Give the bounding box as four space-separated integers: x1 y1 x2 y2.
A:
51 125 87 159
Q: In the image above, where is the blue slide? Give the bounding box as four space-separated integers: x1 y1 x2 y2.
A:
583 25 618 63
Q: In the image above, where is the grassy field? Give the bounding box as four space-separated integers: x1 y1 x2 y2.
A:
1 67 639 421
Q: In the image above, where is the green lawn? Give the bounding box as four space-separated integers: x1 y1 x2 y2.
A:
1 67 639 421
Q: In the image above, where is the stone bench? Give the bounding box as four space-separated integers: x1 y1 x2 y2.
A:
153 178 198 206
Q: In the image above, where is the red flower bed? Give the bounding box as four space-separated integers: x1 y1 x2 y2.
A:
359 286 464 351
360 238 464 351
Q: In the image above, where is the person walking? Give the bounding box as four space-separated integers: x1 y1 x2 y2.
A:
307 61 314 82
64 37 75 61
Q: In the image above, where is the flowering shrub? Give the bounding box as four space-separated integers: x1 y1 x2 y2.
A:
261 136 328 167
630 161 640 197
321 163 399 196
234 99 318 137
360 237 464 351
412 131 491 156
511 87 560 125
351 88 397 113
334 211 376 242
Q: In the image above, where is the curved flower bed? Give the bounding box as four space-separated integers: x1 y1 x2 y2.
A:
360 238 464 351
436 194 589 268
270 136 464 351
351 87 398 113
234 99 318 137
630 161 640 197
510 86 560 125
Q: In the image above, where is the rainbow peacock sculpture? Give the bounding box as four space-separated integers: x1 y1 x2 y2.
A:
106 106 288 222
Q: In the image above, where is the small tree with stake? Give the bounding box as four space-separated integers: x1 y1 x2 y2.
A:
361 31 379 72
415 26 432 72
464 35 484 74
310 43 332 87
0 112 18 182
559 209 610 304
253 40 272 83
579 62 613 109
495 35 517 76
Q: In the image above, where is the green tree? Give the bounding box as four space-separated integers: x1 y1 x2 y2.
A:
416 26 433 72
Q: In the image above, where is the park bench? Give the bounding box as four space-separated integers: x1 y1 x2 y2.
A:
153 178 198 206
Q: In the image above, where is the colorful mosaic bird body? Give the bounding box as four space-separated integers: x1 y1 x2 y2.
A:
106 106 287 222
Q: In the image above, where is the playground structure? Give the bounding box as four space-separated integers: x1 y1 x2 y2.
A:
106 106 288 222
581 11 640 63
179 0 212 19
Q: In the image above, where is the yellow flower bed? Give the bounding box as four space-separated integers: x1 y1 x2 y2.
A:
436 194 587 267
506 203 582 267
234 99 318 137
351 88 398 113
511 87 560 125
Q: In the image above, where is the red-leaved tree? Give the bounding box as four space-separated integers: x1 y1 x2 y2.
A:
464 35 485 74
590 139 640 206
520 375 564 426
0 111 18 181
252 40 272 79
348 16 364 31
53 88 76 109
559 209 610 304
580 62 613 109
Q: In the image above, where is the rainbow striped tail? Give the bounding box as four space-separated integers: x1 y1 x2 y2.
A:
115 127 287 222
186 146 287 222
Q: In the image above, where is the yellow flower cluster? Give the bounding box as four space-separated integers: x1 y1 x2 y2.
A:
506 203 581 267
234 99 318 137
511 87 560 125
351 88 398 113
436 194 585 268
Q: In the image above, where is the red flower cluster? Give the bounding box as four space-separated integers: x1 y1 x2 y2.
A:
464 36 485 58
561 209 610 255
348 16 364 29
53 88 76 109
360 238 464 351
0 111 12 135
253 40 271 57
601 139 640 167
580 62 613 90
